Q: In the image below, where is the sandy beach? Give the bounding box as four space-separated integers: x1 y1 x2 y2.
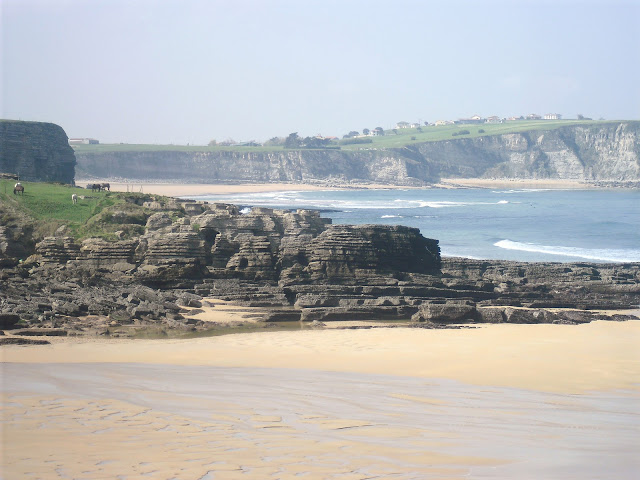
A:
437 178 598 189
3 320 640 479
75 177 603 198
77 181 332 197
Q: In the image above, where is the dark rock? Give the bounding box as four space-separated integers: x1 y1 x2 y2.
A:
476 307 506 323
260 310 302 322
13 328 68 336
0 313 21 329
0 120 75 183
0 337 51 345
412 301 477 323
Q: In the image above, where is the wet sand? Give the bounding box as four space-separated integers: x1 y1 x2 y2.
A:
76 178 602 198
2 321 640 479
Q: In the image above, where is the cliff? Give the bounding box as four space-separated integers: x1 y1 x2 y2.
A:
417 122 640 181
75 148 434 185
75 122 640 184
0 120 76 183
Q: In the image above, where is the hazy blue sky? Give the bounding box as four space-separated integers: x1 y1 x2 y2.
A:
2 0 639 144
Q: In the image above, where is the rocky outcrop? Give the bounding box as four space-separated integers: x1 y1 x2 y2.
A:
75 122 640 184
31 202 440 287
305 225 440 282
0 120 76 183
2 199 638 336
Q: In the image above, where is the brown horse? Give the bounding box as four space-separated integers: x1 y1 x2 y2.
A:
13 183 24 195
89 183 102 192
101 183 111 191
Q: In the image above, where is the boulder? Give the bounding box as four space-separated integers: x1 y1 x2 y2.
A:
412 301 477 324
0 313 21 329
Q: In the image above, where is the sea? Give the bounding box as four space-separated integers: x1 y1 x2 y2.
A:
193 188 640 263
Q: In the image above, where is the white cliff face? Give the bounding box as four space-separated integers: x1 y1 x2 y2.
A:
428 122 640 182
75 122 640 184
576 124 640 181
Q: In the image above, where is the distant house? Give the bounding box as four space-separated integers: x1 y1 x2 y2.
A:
544 113 562 120
69 138 99 145
456 115 485 125
434 120 453 126
486 116 502 124
526 114 542 120
410 122 421 128
396 121 411 129
506 116 523 121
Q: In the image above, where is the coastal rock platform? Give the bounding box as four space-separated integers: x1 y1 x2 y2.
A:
1 198 638 337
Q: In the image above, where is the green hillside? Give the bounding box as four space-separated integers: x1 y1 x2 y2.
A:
72 120 616 154
0 180 168 241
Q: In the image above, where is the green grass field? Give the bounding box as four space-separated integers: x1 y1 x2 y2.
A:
72 120 620 154
340 120 615 150
0 179 134 239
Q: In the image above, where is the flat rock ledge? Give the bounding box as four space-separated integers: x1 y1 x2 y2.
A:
1 200 638 338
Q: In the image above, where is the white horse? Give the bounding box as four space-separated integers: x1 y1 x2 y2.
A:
72 193 78 204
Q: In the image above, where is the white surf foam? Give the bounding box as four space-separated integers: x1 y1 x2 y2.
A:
419 200 509 208
491 189 552 194
494 239 640 263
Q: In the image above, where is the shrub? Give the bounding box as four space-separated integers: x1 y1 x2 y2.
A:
452 129 470 137
478 129 485 133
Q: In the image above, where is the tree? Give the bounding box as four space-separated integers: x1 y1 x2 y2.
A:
363 128 370 136
374 127 384 136
424 121 429 126
264 136 284 146
577 114 584 120
284 132 301 148
208 139 217 146
348 130 360 137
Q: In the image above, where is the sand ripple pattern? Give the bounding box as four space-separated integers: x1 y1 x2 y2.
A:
2 363 639 479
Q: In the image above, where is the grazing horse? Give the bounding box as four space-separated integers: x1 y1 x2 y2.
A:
72 193 78 204
13 183 24 195
90 183 102 192
101 183 111 191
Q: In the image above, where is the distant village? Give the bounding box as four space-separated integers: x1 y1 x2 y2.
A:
391 113 570 132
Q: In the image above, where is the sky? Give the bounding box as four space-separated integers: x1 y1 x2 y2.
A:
2 0 639 144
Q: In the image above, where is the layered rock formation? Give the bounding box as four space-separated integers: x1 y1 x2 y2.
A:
1 198 637 337
418 122 640 181
31 202 441 286
0 120 76 183
76 149 435 186
75 122 640 185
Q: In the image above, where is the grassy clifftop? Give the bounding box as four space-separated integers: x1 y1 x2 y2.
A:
0 179 170 241
73 120 617 154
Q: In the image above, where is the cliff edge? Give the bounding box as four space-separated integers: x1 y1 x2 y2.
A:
75 122 640 185
0 120 76 184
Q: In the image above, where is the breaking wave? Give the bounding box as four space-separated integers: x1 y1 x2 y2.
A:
494 240 640 263
418 200 509 208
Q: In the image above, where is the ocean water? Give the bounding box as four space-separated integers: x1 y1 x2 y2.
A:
194 188 640 263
